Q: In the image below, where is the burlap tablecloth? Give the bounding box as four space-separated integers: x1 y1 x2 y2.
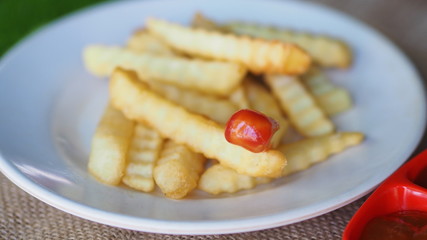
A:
1 0 426 239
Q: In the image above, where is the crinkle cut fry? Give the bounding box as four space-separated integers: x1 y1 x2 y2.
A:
122 123 164 192
146 18 311 75
279 132 364 176
148 81 239 125
229 85 250 109
126 33 241 124
265 74 334 137
244 79 289 147
223 21 351 68
154 140 206 199
198 164 271 195
83 45 246 96
127 30 177 56
110 68 286 178
88 103 135 185
199 132 364 195
191 12 226 32
190 13 350 68
301 67 352 116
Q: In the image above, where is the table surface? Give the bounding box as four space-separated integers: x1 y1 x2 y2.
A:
1 0 426 239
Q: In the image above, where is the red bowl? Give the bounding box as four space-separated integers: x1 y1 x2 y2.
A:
343 149 427 240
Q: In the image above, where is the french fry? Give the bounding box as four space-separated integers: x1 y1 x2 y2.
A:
302 67 352 115
198 164 271 195
223 21 351 68
199 132 364 195
191 12 225 32
127 30 176 56
88 103 135 185
110 68 286 178
229 85 250 109
86 16 360 199
265 74 334 137
83 45 246 95
244 79 289 147
280 125 304 144
128 31 245 121
154 140 206 199
148 81 239 125
191 13 351 68
122 123 164 192
280 132 364 176
129 28 255 120
146 18 311 75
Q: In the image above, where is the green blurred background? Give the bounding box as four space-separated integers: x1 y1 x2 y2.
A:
0 0 108 56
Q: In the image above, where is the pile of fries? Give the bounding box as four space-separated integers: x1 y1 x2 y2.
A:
84 13 364 199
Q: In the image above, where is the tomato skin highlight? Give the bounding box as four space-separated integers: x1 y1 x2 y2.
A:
225 109 279 153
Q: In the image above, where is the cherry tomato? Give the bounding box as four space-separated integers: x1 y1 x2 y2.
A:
225 109 279 153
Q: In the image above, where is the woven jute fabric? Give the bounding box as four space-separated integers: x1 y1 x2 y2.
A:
1 0 426 239
0 173 364 240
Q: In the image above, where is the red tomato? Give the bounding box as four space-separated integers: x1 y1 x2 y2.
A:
224 109 279 153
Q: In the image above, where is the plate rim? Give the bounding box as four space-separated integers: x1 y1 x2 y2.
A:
0 0 426 235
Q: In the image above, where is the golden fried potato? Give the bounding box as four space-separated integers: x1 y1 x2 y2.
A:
88 103 135 185
148 81 239 125
265 74 334 137
122 123 164 192
302 67 352 115
146 18 311 75
129 29 241 123
127 30 176 56
199 132 364 195
280 132 364 175
198 164 271 195
223 21 351 68
229 85 250 109
244 79 289 147
83 45 246 96
110 68 286 178
154 140 206 199
191 12 225 32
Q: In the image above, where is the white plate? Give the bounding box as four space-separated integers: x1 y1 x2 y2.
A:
0 0 425 235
